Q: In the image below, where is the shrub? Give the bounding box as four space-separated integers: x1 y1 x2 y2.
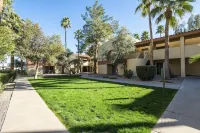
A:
124 70 133 79
136 66 156 81
0 71 17 91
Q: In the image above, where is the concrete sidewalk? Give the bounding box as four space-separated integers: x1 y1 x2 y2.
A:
152 77 200 133
82 75 182 89
1 77 68 133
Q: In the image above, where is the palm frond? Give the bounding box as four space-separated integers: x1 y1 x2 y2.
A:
189 54 200 64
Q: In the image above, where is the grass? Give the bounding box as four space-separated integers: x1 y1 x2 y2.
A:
29 76 177 133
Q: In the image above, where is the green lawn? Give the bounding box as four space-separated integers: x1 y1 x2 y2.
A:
29 76 177 133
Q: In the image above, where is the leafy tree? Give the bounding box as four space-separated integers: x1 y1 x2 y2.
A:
135 0 154 65
133 33 140 40
194 14 200 29
105 27 136 74
26 24 48 79
61 17 71 49
156 25 164 37
174 22 187 34
141 31 149 41
151 0 194 79
45 35 65 65
0 26 15 60
57 49 78 75
81 1 116 74
74 29 84 73
188 14 195 31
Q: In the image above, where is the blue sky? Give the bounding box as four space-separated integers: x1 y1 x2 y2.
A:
13 0 200 53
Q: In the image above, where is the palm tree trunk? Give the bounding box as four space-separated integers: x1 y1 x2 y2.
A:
148 4 154 65
34 61 39 79
77 39 80 73
0 0 3 13
164 18 170 79
65 28 67 50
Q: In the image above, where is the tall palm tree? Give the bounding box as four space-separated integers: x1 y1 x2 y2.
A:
141 31 149 41
135 0 154 65
151 0 194 79
156 25 164 37
61 17 71 50
74 29 84 73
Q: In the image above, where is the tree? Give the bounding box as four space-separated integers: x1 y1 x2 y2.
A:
141 31 149 41
45 35 65 65
135 0 154 65
194 14 200 29
81 1 116 74
0 26 15 60
156 25 164 37
74 29 84 73
188 14 195 31
26 24 48 79
133 33 140 40
57 49 77 75
106 27 136 74
151 0 194 79
61 17 71 49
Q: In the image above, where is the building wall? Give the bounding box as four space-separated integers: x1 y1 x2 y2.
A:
186 58 200 76
127 58 147 76
170 59 181 76
117 64 124 76
98 64 107 74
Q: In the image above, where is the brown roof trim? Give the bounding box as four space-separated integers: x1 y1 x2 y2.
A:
135 29 200 47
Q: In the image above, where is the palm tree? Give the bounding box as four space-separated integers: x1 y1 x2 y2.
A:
156 25 164 37
74 29 84 73
135 0 154 65
190 54 200 64
141 31 149 41
151 0 194 79
61 17 71 50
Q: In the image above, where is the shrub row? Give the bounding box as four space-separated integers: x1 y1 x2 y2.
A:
136 66 156 81
0 71 17 91
124 70 133 79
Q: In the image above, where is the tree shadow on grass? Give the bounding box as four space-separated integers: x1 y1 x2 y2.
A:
110 89 177 118
69 122 155 133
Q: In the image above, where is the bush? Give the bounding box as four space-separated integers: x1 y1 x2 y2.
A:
0 71 17 91
136 66 156 81
124 70 133 79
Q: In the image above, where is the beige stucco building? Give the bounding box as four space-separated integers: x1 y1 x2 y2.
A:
98 29 200 77
26 54 91 75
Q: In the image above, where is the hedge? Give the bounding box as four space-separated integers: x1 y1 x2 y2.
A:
0 71 17 92
124 70 133 79
136 66 156 81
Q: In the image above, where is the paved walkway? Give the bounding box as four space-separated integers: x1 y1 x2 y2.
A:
0 83 15 131
152 77 200 133
82 75 182 89
1 77 68 133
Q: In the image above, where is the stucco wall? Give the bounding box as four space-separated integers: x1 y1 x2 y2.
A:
98 64 107 74
117 64 124 76
127 59 147 76
153 47 181 60
185 37 200 46
170 59 181 76
186 58 200 76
